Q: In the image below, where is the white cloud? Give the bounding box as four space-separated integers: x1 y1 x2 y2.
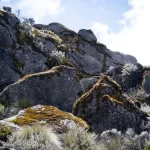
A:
0 0 65 23
92 0 97 4
91 0 150 66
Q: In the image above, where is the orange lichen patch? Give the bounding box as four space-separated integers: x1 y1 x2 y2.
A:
73 75 121 112
73 75 147 117
12 105 88 128
103 95 123 105
16 66 67 83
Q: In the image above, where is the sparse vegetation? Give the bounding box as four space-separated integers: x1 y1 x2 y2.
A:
61 127 100 150
141 103 150 114
2 125 62 150
100 128 150 150
124 87 150 101
122 63 138 76
0 104 4 114
0 124 11 142
18 30 27 45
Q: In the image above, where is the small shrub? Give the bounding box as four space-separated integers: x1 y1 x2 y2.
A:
100 128 150 150
122 63 138 76
124 87 149 101
61 127 100 150
0 124 11 142
18 30 27 45
51 49 65 65
3 125 62 150
141 104 150 114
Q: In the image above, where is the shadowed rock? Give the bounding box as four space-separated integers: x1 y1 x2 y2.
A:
0 66 84 113
73 75 148 134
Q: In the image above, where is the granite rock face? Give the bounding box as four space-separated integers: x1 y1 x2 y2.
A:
1 10 148 135
78 29 97 44
105 63 144 92
0 66 84 113
0 10 138 92
73 75 148 134
143 71 150 94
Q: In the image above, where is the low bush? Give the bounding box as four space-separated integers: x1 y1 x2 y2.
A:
0 124 11 142
2 125 62 150
61 127 101 150
100 128 150 150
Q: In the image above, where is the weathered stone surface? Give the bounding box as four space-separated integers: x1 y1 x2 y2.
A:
105 63 143 92
1 105 88 130
13 45 48 75
78 29 97 44
0 49 20 91
73 75 148 134
143 71 150 94
34 22 76 36
0 11 19 28
80 77 98 91
0 25 13 49
0 66 84 112
35 36 56 54
66 50 103 75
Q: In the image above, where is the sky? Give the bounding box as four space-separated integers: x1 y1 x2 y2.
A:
0 0 150 66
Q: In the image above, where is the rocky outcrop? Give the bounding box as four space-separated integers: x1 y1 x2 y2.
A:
80 77 99 91
0 66 84 113
0 10 138 92
0 105 88 132
34 22 76 36
143 71 150 94
73 75 148 134
78 29 97 44
105 63 144 92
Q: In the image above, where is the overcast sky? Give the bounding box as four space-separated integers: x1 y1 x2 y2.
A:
0 0 150 66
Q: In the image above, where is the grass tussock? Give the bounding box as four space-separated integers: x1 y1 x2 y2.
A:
2 125 62 150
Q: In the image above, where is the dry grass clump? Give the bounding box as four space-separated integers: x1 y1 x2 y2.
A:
61 127 101 150
100 128 150 150
2 125 62 150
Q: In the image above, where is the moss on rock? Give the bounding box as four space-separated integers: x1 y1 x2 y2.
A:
11 105 88 130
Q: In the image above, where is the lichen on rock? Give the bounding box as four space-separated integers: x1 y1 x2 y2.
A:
73 75 149 134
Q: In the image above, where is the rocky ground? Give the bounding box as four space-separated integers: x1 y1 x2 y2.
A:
1 9 150 150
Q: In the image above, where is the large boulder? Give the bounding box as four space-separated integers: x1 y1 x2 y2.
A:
0 66 84 113
78 29 97 44
73 75 148 134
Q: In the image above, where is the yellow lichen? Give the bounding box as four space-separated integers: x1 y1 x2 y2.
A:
12 105 88 128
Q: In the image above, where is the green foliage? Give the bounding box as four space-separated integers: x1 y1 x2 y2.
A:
0 104 4 113
13 57 24 69
3 125 62 150
18 30 27 45
0 124 11 141
61 127 100 150
145 141 150 150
